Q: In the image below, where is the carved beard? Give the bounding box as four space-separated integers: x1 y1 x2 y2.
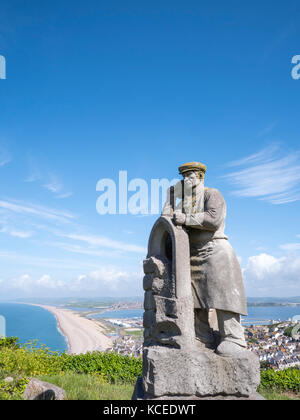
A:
183 180 205 214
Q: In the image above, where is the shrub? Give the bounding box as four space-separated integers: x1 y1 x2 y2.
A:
0 377 29 400
0 337 20 350
0 340 64 377
0 337 142 385
60 352 142 384
259 368 300 393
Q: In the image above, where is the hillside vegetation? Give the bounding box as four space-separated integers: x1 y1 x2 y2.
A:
0 337 299 400
0 337 140 399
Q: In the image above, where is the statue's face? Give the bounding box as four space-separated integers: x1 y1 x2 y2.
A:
183 171 201 188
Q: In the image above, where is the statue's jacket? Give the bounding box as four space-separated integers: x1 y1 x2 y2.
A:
184 187 247 316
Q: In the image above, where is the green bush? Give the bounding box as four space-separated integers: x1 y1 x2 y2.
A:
0 377 29 400
0 340 64 377
60 352 142 383
259 368 300 393
0 337 20 350
0 337 142 385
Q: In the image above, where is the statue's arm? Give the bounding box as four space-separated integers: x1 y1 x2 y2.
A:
185 189 225 231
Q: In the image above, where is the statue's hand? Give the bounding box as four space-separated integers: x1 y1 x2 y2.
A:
173 211 186 226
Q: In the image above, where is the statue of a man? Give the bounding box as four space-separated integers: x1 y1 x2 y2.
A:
162 162 247 356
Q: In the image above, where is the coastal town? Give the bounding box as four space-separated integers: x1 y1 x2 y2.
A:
104 317 143 358
103 315 300 370
246 321 300 370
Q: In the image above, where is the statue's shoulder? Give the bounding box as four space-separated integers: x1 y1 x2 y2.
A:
204 187 223 197
204 187 225 203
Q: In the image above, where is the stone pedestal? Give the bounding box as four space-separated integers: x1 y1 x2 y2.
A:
133 346 261 400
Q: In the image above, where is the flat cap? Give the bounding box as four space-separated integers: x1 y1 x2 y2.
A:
178 161 207 175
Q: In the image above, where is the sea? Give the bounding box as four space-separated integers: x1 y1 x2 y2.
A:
1 303 299 353
0 303 67 353
91 306 300 324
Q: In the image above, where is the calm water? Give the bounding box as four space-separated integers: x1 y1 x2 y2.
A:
91 306 300 324
91 308 144 319
63 306 109 312
0 303 67 353
244 306 300 324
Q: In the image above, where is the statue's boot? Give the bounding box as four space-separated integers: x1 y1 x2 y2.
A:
216 340 246 357
215 310 247 356
194 308 215 349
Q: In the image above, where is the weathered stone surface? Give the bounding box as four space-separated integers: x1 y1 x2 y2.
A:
142 347 260 399
151 277 165 294
143 257 166 277
143 309 155 328
143 274 154 291
144 291 155 310
23 378 66 400
154 296 177 318
133 376 264 400
142 218 195 350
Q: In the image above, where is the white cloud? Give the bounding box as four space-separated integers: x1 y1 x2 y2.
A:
9 230 34 239
46 241 122 258
245 253 282 279
12 274 32 290
10 274 64 294
0 226 34 238
1 266 143 297
56 192 73 199
0 249 101 271
43 173 72 198
224 144 300 204
243 253 300 296
280 243 300 251
256 122 277 138
226 144 278 168
58 232 147 254
0 199 76 223
24 155 41 182
25 156 72 198
0 196 145 264
70 267 142 295
0 147 11 167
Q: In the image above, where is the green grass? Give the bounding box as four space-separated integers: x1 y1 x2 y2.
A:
260 390 300 400
37 374 134 400
123 329 143 337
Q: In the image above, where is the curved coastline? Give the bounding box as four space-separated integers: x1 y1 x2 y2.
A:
49 307 70 352
25 303 112 355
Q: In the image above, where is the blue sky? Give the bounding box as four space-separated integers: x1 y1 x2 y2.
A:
0 0 300 298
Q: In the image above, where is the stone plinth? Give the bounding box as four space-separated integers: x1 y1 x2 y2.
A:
134 346 261 400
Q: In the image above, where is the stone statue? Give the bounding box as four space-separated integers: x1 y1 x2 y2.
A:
132 162 262 400
162 162 247 356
